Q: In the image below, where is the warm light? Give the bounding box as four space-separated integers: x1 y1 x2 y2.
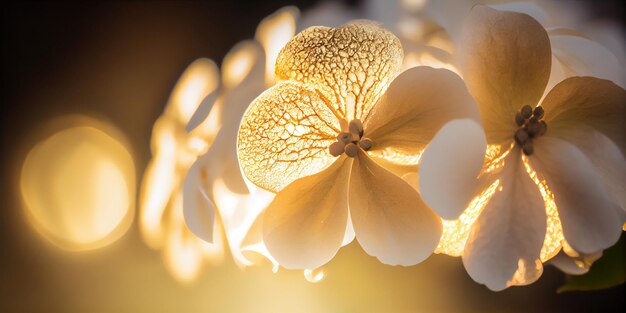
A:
21 122 135 251
222 42 260 89
167 58 219 124
436 179 500 256
255 6 299 84
139 58 224 282
436 145 566 286
304 268 326 283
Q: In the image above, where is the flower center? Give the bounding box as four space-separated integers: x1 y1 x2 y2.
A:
514 105 547 155
329 119 373 158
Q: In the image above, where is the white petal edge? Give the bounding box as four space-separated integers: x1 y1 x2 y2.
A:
419 119 487 219
530 136 622 254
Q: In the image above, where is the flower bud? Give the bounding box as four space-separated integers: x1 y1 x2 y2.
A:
329 141 345 157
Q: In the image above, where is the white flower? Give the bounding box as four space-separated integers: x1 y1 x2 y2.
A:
420 5 625 291
237 21 485 270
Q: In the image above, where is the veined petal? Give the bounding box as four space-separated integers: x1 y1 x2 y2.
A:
263 157 352 269
364 66 481 155
530 136 622 254
540 76 626 155
275 21 403 121
459 5 551 144
463 149 546 291
182 153 216 243
418 119 487 219
349 150 442 266
238 80 341 192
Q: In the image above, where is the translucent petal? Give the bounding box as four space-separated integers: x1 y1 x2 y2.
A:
459 5 551 144
530 136 622 254
275 21 403 121
540 76 626 156
419 119 487 219
349 150 442 266
238 80 341 192
263 157 352 269
364 66 481 155
463 149 546 291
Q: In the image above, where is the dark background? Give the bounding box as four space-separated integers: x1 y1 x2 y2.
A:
1 1 624 312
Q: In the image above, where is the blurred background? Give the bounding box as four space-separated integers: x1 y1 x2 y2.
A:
1 1 624 312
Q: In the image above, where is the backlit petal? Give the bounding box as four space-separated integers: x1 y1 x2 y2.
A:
530 137 622 254
275 21 403 121
459 5 551 144
349 150 442 266
463 149 546 291
263 157 352 269
540 76 626 155
364 66 481 155
238 80 341 192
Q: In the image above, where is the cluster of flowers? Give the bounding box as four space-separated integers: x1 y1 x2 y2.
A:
143 0 625 290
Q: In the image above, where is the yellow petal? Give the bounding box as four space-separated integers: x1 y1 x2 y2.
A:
463 149 546 291
364 66 481 156
238 80 341 192
263 157 352 269
540 76 626 155
349 150 442 266
459 5 551 144
275 21 403 121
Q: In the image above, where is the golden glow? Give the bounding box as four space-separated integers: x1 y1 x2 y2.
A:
304 268 326 283
163 191 223 284
21 122 135 251
368 148 422 166
139 58 225 282
437 144 565 267
436 180 500 256
222 42 259 89
509 259 543 287
166 58 219 124
522 156 564 262
255 6 298 84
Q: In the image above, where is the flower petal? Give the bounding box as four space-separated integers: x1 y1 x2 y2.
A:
349 150 442 266
550 250 602 276
182 153 216 243
530 136 622 254
459 5 551 144
275 21 403 121
238 80 342 192
540 76 626 155
364 66 482 155
418 119 487 219
548 32 623 90
263 157 352 269
463 149 546 291
551 128 626 212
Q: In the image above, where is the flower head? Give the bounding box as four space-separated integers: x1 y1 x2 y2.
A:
237 21 484 269
425 5 626 291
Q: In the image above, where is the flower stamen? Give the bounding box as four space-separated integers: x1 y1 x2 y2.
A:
514 105 547 155
329 119 373 157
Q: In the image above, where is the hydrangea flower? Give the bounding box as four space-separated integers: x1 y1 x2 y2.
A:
237 21 485 269
422 5 625 291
